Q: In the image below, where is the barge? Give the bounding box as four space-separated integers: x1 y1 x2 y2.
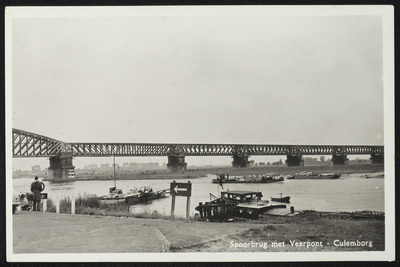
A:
292 172 341 179
195 190 287 221
212 173 284 184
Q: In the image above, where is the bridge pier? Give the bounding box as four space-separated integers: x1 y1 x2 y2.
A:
48 152 75 180
167 155 187 172
331 154 348 165
285 155 304 166
232 154 249 168
370 153 384 164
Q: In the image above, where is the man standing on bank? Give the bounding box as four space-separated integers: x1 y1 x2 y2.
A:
30 176 45 211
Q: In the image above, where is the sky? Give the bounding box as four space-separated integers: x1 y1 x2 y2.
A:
8 7 388 170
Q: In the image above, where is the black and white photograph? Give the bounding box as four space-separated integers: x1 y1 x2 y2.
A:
6 6 395 262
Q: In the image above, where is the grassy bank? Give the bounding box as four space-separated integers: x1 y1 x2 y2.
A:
45 194 187 220
173 212 385 252
239 213 384 251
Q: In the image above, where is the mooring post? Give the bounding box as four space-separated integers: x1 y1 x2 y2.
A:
171 194 176 221
42 199 47 212
56 198 60 213
71 196 75 214
186 195 191 222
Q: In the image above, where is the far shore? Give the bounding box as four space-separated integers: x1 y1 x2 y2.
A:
13 163 384 182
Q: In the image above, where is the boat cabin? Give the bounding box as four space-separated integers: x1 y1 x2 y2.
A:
220 191 263 203
195 190 270 222
109 187 123 194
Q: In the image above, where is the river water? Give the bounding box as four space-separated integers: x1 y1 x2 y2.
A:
13 174 384 217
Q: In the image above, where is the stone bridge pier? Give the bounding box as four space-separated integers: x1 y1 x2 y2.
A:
232 154 250 168
370 153 384 164
331 154 348 165
285 155 304 166
167 155 187 172
48 152 75 180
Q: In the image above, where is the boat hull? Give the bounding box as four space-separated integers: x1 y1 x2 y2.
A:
235 203 287 220
154 189 168 199
270 196 291 203
195 190 288 221
365 172 384 178
293 175 340 179
125 190 169 205
212 178 284 184
99 198 126 205
125 192 156 204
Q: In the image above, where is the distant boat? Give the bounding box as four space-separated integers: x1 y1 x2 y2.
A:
365 172 384 178
284 175 295 180
292 172 341 179
270 193 290 203
212 173 284 184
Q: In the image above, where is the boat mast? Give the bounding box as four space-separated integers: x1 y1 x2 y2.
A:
113 155 116 188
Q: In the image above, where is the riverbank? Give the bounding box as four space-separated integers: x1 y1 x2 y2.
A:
12 210 384 254
15 163 384 182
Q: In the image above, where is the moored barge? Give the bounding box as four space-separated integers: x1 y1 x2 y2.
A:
195 190 287 221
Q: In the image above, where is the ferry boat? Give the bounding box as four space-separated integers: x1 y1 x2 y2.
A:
212 173 284 184
100 186 169 205
195 190 287 221
124 186 169 205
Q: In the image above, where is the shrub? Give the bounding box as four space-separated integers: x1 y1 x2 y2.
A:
264 225 276 231
60 196 72 213
76 193 100 208
45 197 71 213
46 198 56 212
129 208 172 220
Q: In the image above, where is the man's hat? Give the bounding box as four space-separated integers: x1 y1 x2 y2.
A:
34 176 38 180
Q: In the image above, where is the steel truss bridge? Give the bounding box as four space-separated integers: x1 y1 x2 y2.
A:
12 128 384 157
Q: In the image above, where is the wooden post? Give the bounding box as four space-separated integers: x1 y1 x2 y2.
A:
42 199 47 212
71 196 75 214
171 194 176 221
186 195 191 222
56 198 60 213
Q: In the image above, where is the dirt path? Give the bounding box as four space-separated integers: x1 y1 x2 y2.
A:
13 212 164 253
12 211 265 253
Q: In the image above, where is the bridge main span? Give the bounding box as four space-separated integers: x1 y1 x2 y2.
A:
12 129 384 180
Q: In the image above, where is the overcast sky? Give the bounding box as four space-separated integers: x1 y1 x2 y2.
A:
9 7 388 170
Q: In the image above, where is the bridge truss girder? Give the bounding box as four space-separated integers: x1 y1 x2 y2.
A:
63 143 384 157
12 129 384 158
12 128 64 157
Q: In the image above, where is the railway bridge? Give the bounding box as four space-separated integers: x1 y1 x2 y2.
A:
12 128 384 180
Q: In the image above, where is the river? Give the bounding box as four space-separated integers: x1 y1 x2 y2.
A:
13 174 384 217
